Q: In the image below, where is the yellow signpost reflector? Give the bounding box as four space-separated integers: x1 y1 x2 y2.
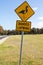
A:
15 1 35 21
16 20 31 32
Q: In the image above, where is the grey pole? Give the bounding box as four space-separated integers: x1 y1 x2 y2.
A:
19 32 24 65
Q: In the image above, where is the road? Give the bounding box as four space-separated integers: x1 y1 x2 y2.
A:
0 35 9 44
0 35 8 39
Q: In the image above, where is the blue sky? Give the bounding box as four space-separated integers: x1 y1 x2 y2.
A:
0 0 43 30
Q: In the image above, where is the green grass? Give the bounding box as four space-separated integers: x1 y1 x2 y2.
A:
0 34 43 65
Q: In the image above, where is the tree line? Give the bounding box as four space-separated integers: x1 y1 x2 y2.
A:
0 26 43 35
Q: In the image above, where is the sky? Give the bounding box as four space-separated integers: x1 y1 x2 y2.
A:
0 0 43 30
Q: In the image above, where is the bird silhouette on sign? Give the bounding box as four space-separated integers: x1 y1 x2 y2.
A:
19 6 28 14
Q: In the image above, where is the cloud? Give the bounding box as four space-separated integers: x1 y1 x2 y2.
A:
38 17 43 20
33 7 38 11
32 21 43 28
36 21 43 28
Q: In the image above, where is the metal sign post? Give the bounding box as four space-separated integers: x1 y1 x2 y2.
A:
19 32 24 65
15 1 35 65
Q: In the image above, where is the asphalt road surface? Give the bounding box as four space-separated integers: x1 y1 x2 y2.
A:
0 35 8 39
0 35 9 44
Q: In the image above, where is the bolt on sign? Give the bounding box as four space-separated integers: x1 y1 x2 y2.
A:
15 1 35 21
16 20 31 32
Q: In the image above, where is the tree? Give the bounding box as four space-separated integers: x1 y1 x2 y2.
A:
40 28 43 34
0 26 4 35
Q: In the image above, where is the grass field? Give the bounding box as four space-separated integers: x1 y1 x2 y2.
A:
0 34 43 65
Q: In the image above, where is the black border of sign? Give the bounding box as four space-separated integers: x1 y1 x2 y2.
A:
15 1 35 21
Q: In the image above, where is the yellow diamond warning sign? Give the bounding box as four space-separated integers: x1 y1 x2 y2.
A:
16 20 31 32
15 1 35 21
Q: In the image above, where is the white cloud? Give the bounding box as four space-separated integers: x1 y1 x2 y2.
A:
37 21 43 28
33 7 38 11
32 21 43 28
38 17 43 20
